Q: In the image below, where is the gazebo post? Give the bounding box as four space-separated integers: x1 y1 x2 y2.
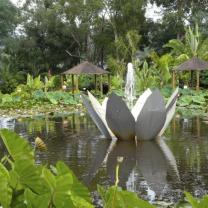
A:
196 71 200 91
108 74 111 92
71 74 75 97
100 75 103 95
191 71 194 87
61 75 64 88
75 75 79 91
94 74 97 93
172 71 176 89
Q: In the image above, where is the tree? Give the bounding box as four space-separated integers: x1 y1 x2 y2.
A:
1 0 149 80
150 0 208 39
0 0 17 45
164 24 208 62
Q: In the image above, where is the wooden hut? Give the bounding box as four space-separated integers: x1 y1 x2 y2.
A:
61 61 110 95
172 56 208 90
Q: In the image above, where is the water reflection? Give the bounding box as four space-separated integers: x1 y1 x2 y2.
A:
85 137 180 201
1 114 208 202
107 141 136 187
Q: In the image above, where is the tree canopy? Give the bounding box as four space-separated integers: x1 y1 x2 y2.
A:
1 0 208 78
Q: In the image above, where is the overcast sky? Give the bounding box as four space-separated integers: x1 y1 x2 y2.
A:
10 0 163 21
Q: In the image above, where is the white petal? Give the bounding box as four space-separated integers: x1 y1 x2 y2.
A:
87 91 115 137
158 88 179 136
101 97 108 113
165 87 179 109
131 88 152 120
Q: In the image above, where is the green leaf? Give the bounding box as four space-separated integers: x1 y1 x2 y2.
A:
0 129 34 162
10 194 27 208
55 161 92 203
98 185 155 208
9 169 20 190
178 96 192 107
71 195 94 208
14 159 45 194
185 192 208 208
0 163 12 208
24 188 51 208
42 167 56 192
185 192 200 208
53 173 74 208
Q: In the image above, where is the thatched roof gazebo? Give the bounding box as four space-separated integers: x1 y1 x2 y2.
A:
61 61 110 95
172 56 208 90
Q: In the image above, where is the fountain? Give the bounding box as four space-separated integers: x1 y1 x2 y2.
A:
81 87 179 141
81 61 179 141
124 63 136 109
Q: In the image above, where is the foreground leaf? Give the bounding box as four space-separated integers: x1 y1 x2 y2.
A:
0 163 12 208
98 185 155 208
24 188 51 208
0 129 34 162
185 192 208 208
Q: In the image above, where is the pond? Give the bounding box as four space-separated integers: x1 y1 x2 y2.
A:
0 113 208 205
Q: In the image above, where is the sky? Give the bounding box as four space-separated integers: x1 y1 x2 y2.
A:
10 0 163 22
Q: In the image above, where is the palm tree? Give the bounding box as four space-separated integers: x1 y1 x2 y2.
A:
164 24 208 87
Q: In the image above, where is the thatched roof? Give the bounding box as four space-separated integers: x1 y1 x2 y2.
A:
173 57 208 71
62 61 109 75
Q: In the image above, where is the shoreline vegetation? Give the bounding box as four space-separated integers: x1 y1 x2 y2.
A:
0 104 81 118
0 87 207 119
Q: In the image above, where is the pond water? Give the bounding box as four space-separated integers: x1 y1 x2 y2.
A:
1 113 208 204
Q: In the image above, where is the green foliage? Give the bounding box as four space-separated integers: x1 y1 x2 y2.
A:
164 24 208 62
26 74 44 91
111 75 124 90
135 61 158 92
46 91 78 105
0 0 17 43
177 89 208 109
0 163 12 208
0 74 79 110
0 89 78 109
0 130 34 162
185 192 208 208
150 52 172 86
0 65 23 94
174 89 208 117
44 76 56 92
107 30 141 85
98 185 154 208
0 129 93 208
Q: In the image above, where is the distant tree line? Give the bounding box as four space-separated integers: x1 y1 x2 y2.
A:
1 0 208 78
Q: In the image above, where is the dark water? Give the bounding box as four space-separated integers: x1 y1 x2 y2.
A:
1 113 208 203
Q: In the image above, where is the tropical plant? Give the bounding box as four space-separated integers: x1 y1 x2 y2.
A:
184 192 208 208
107 30 141 83
0 129 93 208
135 60 158 92
177 89 208 110
26 74 44 91
150 52 172 86
44 76 56 92
98 185 154 208
164 24 208 63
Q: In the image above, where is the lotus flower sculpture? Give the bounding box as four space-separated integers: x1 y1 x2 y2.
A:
81 87 178 141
